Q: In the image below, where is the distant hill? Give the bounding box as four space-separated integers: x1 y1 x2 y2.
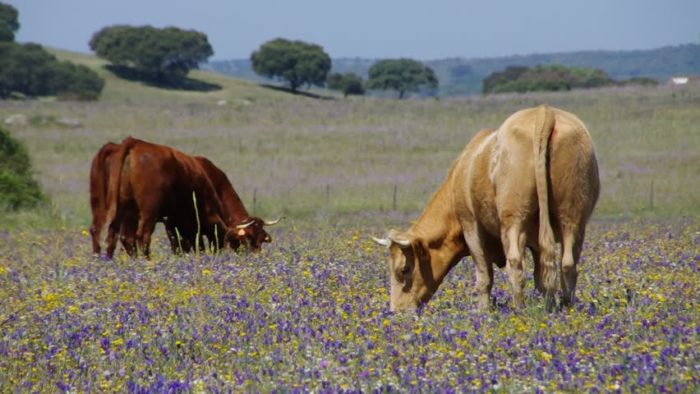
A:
205 43 700 96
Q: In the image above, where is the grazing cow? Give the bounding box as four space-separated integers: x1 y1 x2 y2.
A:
373 105 599 312
89 141 279 256
194 156 280 252
88 142 137 255
104 137 238 259
90 141 184 256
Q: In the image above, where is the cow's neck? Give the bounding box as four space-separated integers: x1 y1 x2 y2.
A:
221 192 249 223
408 171 467 290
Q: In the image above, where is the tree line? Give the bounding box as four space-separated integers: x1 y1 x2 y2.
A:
88 29 440 99
3 0 680 101
482 64 658 94
1 0 439 100
250 38 438 98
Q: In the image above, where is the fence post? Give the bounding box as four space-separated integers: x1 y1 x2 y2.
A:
326 184 331 207
253 188 258 214
392 184 397 211
649 180 654 210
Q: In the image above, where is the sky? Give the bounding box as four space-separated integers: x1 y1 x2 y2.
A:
7 0 700 61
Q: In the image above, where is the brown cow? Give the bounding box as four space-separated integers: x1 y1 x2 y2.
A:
104 137 238 259
373 105 599 312
90 142 279 256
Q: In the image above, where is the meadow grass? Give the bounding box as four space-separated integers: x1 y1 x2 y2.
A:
0 55 698 229
0 221 697 391
0 50 698 392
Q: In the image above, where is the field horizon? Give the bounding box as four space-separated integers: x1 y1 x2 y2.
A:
1 48 698 230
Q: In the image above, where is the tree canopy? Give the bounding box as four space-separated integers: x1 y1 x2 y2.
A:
0 42 105 100
89 25 213 82
0 125 45 211
326 72 365 97
0 2 18 42
366 58 438 99
250 38 331 92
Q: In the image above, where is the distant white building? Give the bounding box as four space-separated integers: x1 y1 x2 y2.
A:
668 76 699 86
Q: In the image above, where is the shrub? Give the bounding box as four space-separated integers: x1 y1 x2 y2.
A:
0 125 45 211
326 72 365 97
0 42 104 100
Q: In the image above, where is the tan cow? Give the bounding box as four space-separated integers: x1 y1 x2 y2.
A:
373 105 599 312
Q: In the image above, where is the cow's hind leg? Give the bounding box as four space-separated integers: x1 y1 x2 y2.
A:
105 217 120 259
136 215 157 259
89 214 104 255
561 227 584 307
528 226 558 311
120 212 139 257
530 247 545 295
502 222 527 308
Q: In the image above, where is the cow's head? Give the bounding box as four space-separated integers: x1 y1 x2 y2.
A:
372 230 435 312
233 217 281 252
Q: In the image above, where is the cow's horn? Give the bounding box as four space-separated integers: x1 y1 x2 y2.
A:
371 236 392 248
388 231 412 248
236 220 255 229
263 217 281 226
390 237 412 248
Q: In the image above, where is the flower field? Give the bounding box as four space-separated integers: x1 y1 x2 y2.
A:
0 220 697 392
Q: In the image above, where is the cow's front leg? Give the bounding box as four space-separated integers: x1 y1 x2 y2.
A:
464 229 494 311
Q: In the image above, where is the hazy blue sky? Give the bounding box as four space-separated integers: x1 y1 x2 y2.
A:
8 0 700 60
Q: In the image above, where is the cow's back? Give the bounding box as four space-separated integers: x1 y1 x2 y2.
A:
452 128 501 236
547 108 600 229
502 107 599 228
121 142 176 210
456 106 599 240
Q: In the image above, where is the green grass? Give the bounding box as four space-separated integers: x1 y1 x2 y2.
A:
0 49 698 230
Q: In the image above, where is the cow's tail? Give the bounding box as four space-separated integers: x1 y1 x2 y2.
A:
91 143 117 212
89 143 117 253
533 105 557 297
105 137 136 234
